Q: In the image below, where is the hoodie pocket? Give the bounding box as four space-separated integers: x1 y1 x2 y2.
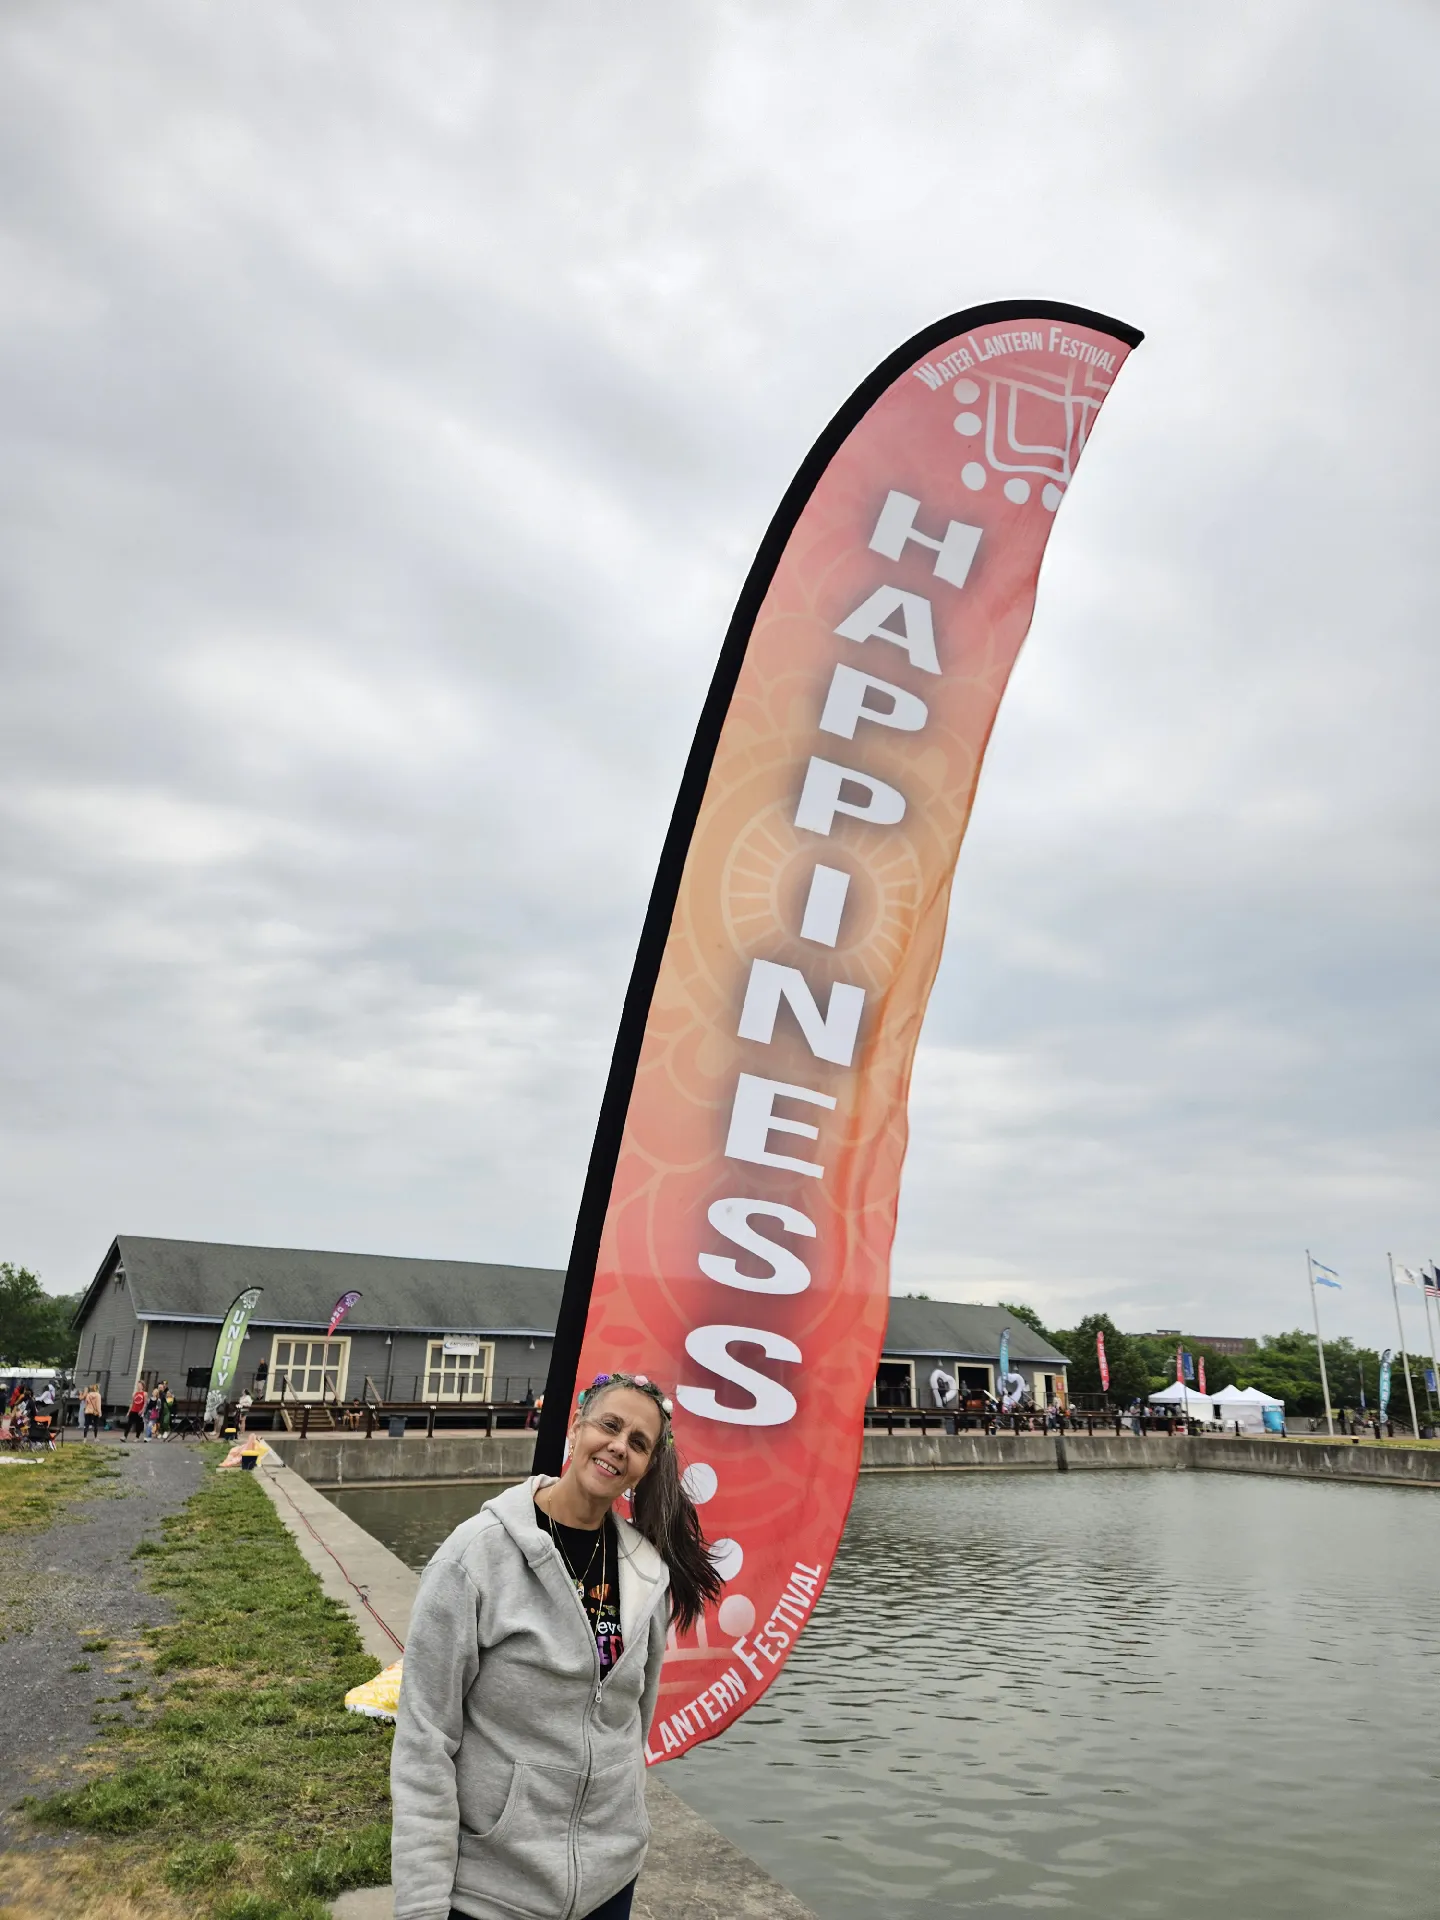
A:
455 1763 580 1918
575 1754 649 1912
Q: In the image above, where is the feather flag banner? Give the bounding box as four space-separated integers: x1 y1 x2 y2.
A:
536 301 1142 1760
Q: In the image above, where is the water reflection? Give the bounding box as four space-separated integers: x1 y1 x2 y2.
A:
330 1469 1440 1917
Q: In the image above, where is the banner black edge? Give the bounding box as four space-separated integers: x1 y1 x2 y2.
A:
534 299 1142 1471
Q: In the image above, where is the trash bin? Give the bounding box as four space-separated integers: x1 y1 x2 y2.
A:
1262 1406 1285 1434
388 1415 407 1439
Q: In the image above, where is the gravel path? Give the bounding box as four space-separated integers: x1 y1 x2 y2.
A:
0 1438 205 1838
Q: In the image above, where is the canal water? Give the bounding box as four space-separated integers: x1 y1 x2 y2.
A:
329 1471 1440 1917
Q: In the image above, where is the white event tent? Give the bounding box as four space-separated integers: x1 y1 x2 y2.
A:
1211 1384 1285 1433
1147 1381 1220 1423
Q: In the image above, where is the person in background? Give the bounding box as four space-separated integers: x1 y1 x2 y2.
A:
158 1383 174 1440
144 1388 162 1441
81 1384 103 1440
236 1388 254 1433
123 1383 146 1442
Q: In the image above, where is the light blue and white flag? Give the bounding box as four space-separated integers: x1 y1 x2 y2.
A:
1312 1260 1342 1290
1396 1264 1424 1288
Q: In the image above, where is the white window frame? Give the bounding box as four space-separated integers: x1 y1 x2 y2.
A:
424 1339 495 1403
267 1334 351 1403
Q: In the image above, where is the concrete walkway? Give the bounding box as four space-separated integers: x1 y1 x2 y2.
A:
252 1458 814 1920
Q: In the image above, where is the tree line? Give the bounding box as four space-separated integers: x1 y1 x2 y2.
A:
0 1265 81 1369
1002 1303 1434 1420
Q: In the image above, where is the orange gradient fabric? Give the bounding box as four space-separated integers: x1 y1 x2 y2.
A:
572 310 1139 1760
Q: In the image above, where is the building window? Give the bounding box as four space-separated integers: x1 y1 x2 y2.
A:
424 1339 494 1402
268 1337 350 1403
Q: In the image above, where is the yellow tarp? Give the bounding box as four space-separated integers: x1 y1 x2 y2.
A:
345 1658 403 1720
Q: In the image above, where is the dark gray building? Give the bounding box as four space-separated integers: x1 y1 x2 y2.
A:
72 1236 559 1418
71 1236 1069 1420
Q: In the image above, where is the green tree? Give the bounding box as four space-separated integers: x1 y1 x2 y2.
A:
0 1264 80 1368
1050 1312 1152 1404
999 1301 1050 1340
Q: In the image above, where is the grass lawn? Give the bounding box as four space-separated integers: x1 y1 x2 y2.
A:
15 1449 393 1920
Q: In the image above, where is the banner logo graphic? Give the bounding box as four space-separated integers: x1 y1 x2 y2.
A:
536 301 1141 1760
328 1290 362 1337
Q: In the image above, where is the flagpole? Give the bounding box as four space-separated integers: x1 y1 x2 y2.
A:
1306 1251 1334 1437
1388 1252 1421 1440
1422 1263 1440 1433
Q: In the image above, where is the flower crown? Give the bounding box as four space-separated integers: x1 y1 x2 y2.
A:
579 1371 676 1445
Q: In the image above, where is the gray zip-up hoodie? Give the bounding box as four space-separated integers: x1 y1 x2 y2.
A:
391 1476 671 1920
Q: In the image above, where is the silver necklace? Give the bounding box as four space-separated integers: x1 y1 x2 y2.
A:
552 1515 604 1598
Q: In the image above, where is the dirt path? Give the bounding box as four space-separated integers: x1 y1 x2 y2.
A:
0 1440 204 1834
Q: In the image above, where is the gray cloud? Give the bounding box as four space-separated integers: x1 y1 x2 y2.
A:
2 0 1438 1351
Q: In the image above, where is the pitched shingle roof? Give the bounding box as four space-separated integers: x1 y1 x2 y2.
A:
75 1236 563 1334
74 1238 1071 1369
882 1298 1071 1366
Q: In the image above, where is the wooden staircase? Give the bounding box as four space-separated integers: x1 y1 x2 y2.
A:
279 1401 340 1433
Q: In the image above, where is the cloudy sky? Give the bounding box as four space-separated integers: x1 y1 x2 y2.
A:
2 1 1437 1346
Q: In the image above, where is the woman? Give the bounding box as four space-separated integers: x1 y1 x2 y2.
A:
81 1384 103 1441
392 1371 722 1920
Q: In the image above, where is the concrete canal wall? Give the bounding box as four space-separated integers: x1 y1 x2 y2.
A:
861 1431 1440 1485
266 1428 1440 1490
266 1431 537 1486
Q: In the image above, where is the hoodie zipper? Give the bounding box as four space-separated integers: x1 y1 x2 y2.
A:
530 1494 668 1920
538 1525 603 1920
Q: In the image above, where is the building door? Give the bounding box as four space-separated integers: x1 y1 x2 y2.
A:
874 1361 915 1407
268 1338 350 1403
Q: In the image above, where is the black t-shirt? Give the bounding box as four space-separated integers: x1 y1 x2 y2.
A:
534 1503 625 1676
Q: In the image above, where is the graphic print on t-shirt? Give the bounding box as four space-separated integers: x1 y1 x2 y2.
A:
584 1568 624 1677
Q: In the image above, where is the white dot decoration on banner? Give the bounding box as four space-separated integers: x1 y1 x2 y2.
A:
953 411 982 436
952 377 980 403
1041 482 1064 511
1003 478 1031 504
717 1593 756 1636
681 1462 718 1505
709 1537 744 1581
961 463 987 491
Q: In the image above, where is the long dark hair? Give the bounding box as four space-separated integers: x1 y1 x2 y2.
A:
581 1373 724 1634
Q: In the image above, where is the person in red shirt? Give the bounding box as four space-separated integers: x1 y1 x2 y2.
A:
123 1384 147 1442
